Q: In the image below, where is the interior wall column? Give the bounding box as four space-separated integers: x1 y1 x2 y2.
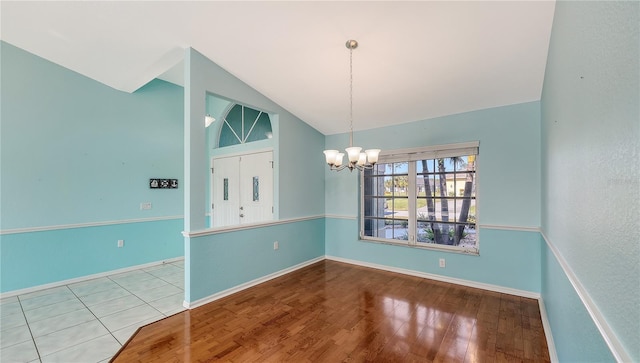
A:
183 47 207 303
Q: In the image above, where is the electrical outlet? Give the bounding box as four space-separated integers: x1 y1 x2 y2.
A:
140 202 152 210
118 240 124 248
439 258 446 268
274 241 279 250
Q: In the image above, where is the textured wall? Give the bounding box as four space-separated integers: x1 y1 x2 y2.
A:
541 1 639 361
188 218 325 302
184 48 326 227
183 48 326 303
1 42 184 229
326 218 542 293
325 101 542 228
1 42 185 292
1 220 184 292
325 102 542 293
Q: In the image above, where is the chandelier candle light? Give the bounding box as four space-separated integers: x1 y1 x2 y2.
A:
323 40 380 172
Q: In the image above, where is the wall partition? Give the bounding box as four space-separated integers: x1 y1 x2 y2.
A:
182 48 325 305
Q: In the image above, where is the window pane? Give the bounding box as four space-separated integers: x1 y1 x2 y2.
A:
442 198 456 221
252 176 259 201
245 112 273 143
417 175 436 198
457 199 476 225
382 163 394 175
416 159 435 174
363 176 383 196
383 176 393 195
393 176 409 196
388 196 408 216
392 162 409 174
416 200 434 223
363 196 386 218
462 172 476 198
364 218 385 238
226 104 243 136
458 224 477 248
219 122 241 147
433 173 444 197
388 219 409 240
434 222 455 246
416 218 433 243
451 223 476 247
455 156 467 172
431 159 451 175
441 158 455 172
243 107 260 140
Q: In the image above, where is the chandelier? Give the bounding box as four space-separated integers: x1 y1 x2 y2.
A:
323 40 381 172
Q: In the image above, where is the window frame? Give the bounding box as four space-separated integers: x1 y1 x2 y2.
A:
218 104 273 148
359 141 480 255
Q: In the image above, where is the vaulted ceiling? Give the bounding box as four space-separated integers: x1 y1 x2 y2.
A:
1 1 555 135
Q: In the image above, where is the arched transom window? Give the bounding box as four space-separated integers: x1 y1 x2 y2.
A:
218 104 272 148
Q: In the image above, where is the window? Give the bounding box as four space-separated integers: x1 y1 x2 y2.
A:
219 104 273 147
361 142 479 254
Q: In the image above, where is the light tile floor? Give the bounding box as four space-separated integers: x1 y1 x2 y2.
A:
1 260 185 363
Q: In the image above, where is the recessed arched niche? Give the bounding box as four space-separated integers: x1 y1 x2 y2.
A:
205 93 275 228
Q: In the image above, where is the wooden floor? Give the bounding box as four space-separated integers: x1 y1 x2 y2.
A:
112 260 550 362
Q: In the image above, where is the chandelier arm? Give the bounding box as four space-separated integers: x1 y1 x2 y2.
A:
354 163 376 172
329 164 349 172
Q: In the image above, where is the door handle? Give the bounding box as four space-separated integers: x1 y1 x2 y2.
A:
240 214 244 218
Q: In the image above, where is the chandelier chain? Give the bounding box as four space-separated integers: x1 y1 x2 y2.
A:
349 45 354 147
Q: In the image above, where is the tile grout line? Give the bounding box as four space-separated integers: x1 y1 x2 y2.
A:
65 281 124 356
7 262 186 363
106 273 168 320
16 295 43 363
31 284 117 362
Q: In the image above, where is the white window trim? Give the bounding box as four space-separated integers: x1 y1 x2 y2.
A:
359 141 480 255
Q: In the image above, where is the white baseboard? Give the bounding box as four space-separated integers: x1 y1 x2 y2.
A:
325 255 541 299
538 297 560 363
0 257 184 299
184 256 324 309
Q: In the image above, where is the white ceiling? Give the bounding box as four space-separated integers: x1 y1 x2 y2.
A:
1 1 555 135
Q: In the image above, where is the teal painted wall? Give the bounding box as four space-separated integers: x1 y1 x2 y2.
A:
325 102 542 293
540 1 639 361
326 218 541 293
182 48 326 303
1 220 183 292
0 42 185 293
183 48 325 231
1 42 184 229
541 241 615 362
325 101 541 228
189 218 324 302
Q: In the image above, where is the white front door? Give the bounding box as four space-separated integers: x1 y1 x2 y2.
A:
212 156 240 227
212 151 273 227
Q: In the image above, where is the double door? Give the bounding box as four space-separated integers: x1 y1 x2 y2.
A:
211 151 273 227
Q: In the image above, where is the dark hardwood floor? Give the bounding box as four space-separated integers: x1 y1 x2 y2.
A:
111 260 550 362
